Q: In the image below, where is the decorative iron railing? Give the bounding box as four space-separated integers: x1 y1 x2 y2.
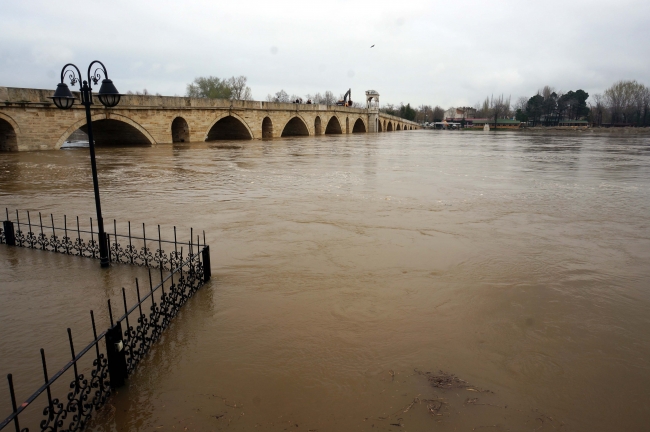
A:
1 208 206 271
0 244 210 431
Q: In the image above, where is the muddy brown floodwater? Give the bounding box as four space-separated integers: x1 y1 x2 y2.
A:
1 130 650 431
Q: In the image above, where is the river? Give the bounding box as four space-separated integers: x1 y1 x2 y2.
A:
1 130 649 431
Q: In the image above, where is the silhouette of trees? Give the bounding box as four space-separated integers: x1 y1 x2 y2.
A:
399 103 417 121
604 80 649 125
266 89 290 103
380 103 416 120
489 95 511 129
226 76 253 101
525 94 544 125
380 103 397 116
522 88 589 126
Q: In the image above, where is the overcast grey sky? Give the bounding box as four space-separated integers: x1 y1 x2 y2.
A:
1 0 649 107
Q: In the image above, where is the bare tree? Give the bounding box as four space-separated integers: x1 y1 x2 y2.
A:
415 104 433 123
324 91 337 105
126 89 151 96
489 94 511 129
605 80 637 124
267 89 290 103
380 103 397 116
597 81 650 126
300 91 341 105
541 85 555 101
589 93 607 126
642 87 650 127
513 96 528 113
307 93 325 104
631 82 649 125
226 76 253 101
474 97 490 118
432 106 445 122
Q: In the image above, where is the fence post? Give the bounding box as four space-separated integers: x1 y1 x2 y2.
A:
105 322 128 388
3 220 16 246
202 245 211 282
107 233 112 263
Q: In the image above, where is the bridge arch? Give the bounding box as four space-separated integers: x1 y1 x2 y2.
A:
352 118 366 133
281 116 310 137
396 124 401 131
314 116 322 135
206 113 253 140
55 113 156 149
377 118 383 132
262 117 273 139
387 121 393 132
346 117 350 134
171 117 190 143
325 116 342 134
0 113 20 151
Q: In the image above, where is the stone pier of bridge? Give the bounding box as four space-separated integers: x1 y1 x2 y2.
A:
0 87 419 151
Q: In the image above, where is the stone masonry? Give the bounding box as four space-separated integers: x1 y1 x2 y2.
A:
0 87 419 151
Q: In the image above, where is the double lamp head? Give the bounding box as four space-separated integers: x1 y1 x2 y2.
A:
50 78 121 110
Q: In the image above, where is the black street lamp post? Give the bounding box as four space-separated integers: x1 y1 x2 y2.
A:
50 61 122 267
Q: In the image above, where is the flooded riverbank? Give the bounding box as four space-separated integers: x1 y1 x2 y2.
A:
1 131 649 431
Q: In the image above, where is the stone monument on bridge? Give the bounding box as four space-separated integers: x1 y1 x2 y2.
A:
366 90 380 133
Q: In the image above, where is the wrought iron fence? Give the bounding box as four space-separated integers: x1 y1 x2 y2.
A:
1 242 210 431
1 208 207 271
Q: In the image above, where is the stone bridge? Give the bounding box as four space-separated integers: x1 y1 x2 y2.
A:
0 87 419 151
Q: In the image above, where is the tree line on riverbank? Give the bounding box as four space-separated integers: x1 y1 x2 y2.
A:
416 80 650 127
398 80 650 127
586 80 649 126
511 80 649 127
181 76 649 127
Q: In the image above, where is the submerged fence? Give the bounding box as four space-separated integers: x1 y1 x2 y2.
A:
1 208 210 272
0 208 212 431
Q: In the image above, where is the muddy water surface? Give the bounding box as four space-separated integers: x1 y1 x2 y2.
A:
1 131 650 431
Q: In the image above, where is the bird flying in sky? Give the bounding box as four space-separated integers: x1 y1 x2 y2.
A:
370 45 375 48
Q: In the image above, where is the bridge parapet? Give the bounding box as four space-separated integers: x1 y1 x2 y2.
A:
0 87 370 114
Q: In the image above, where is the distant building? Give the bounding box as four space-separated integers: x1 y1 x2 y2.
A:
444 107 477 121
